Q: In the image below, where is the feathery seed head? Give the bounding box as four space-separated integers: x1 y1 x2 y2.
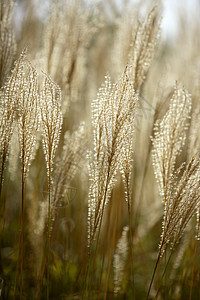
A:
152 82 200 255
88 67 137 245
152 82 191 202
113 226 129 295
0 50 27 185
40 73 63 182
16 61 39 178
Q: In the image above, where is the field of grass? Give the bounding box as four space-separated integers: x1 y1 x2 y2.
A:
0 0 200 299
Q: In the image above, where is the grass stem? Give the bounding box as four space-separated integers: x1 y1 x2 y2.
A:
189 239 198 300
47 174 51 300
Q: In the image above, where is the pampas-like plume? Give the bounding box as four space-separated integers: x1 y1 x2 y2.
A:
42 0 97 113
40 73 63 298
8 125 19 181
50 123 87 235
52 123 86 208
159 155 200 254
40 74 63 183
148 154 200 300
152 82 200 254
120 126 134 204
0 50 26 196
147 83 200 300
188 109 200 158
14 56 39 300
129 6 161 92
0 0 16 86
88 67 137 246
29 123 86 295
113 226 129 295
188 109 200 240
152 83 191 205
16 61 39 178
32 123 86 242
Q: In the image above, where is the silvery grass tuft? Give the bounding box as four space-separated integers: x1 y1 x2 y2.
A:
147 83 200 299
40 73 63 299
0 50 26 198
51 122 87 235
16 60 39 179
88 66 137 249
189 109 200 239
15 54 39 299
40 74 63 184
41 0 98 114
152 82 191 208
113 226 129 295
31 122 86 297
29 123 87 256
112 5 161 87
129 6 161 92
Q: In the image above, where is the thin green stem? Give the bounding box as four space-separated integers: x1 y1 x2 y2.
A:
87 174 111 299
104 193 119 300
87 219 102 300
127 196 135 300
154 247 175 299
0 146 7 201
146 243 163 300
20 169 25 300
0 153 6 240
82 248 92 299
47 174 51 300
98 198 112 295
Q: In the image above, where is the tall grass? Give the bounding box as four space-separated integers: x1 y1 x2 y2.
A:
0 0 200 299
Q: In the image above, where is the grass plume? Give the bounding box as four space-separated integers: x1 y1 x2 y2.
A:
40 74 63 299
88 67 137 248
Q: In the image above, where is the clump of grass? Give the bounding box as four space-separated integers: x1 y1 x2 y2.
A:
0 51 26 199
86 66 137 299
88 67 137 248
51 123 87 231
15 56 39 299
113 225 129 295
147 83 200 299
129 6 161 92
40 73 63 299
152 83 191 205
1 1 200 299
